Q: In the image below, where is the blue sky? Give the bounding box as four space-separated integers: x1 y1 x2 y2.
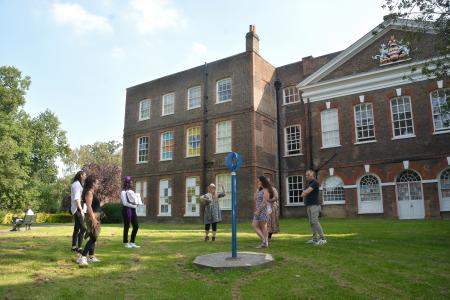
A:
0 0 386 149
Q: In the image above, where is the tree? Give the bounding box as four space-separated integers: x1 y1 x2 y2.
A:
83 162 122 204
0 66 33 211
382 0 449 80
30 110 71 184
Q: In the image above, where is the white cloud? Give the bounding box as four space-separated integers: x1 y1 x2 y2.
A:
111 47 125 59
192 42 207 55
130 0 184 33
51 2 113 34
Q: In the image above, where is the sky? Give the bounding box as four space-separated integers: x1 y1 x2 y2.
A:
0 0 387 150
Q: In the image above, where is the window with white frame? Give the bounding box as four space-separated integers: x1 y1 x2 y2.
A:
284 125 301 155
162 93 175 115
137 136 148 163
431 89 450 132
185 176 200 216
216 121 232 153
216 174 232 209
322 176 345 204
159 179 172 216
283 87 300 105
139 99 151 121
160 131 174 161
135 180 147 201
186 127 201 157
286 175 304 205
391 96 414 137
188 86 201 109
216 78 232 103
440 168 450 203
359 175 381 202
321 109 340 147
354 103 375 142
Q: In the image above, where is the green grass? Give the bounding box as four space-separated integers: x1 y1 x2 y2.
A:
1 219 449 299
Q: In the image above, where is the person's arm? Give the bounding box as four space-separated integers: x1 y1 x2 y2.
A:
200 193 212 204
300 187 314 198
85 191 98 226
218 184 226 198
74 183 84 216
125 190 137 208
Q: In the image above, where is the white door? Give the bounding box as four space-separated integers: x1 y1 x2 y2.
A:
358 174 383 214
439 169 450 211
396 170 425 219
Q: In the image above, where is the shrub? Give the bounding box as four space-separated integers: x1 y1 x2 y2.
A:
101 203 122 224
0 211 15 225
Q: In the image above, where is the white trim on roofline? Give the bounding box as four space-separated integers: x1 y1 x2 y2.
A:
298 19 436 87
299 58 435 102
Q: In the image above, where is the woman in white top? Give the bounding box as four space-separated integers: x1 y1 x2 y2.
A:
121 176 140 248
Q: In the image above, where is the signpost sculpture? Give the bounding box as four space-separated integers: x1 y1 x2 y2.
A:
224 152 242 258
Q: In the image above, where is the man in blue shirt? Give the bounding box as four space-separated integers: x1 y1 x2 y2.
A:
301 170 327 245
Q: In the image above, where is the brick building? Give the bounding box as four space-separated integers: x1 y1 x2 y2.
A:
122 19 450 221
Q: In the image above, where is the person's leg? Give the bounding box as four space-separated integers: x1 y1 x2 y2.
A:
122 207 130 244
72 213 80 249
204 224 210 241
260 221 268 246
311 205 325 240
252 220 264 241
211 223 217 241
307 206 318 242
310 205 324 240
130 209 139 244
77 213 86 250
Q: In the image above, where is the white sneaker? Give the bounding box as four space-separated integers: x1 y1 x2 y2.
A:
76 255 83 264
306 239 317 244
124 243 133 248
130 243 141 248
78 256 88 267
88 256 100 263
315 239 327 246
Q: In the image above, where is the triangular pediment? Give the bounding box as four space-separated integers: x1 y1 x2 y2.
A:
298 19 437 88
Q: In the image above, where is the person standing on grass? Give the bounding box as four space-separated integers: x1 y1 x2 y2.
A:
200 183 226 242
78 175 102 267
121 176 140 249
252 176 273 248
267 186 280 241
71 170 87 253
301 170 327 245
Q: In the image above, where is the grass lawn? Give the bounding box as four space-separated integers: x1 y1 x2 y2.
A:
1 218 449 299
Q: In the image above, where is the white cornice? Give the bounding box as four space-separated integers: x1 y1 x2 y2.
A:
299 59 435 102
298 19 435 87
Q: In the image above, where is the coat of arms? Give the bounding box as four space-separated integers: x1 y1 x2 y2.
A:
372 35 410 65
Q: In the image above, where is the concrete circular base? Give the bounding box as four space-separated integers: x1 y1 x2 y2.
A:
193 251 274 270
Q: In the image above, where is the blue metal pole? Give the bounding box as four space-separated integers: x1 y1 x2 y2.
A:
231 171 237 258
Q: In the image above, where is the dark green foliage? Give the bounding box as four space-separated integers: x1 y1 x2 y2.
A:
101 203 123 224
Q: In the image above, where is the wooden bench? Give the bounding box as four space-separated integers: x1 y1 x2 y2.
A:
11 214 36 231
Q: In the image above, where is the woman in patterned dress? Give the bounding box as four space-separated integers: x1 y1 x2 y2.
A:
252 176 274 248
200 183 226 242
267 187 280 241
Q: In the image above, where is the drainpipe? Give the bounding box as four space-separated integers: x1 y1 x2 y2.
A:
274 78 283 218
302 95 314 172
202 62 209 193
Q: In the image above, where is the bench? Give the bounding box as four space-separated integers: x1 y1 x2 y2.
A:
11 214 36 231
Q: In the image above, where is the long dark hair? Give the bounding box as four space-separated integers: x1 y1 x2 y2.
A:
72 170 85 184
81 175 97 201
258 176 274 198
123 176 132 191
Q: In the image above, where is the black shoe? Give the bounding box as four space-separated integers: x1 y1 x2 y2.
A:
204 236 209 242
71 247 78 252
77 248 83 253
212 237 216 242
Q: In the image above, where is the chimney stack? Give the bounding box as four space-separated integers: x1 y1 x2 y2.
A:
246 24 259 53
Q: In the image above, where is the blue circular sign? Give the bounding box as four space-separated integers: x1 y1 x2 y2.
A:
225 152 242 172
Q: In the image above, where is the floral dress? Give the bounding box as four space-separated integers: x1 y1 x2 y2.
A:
202 192 225 224
253 190 269 222
267 188 280 233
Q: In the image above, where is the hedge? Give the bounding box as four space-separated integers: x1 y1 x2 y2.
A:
101 203 122 224
0 212 72 225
